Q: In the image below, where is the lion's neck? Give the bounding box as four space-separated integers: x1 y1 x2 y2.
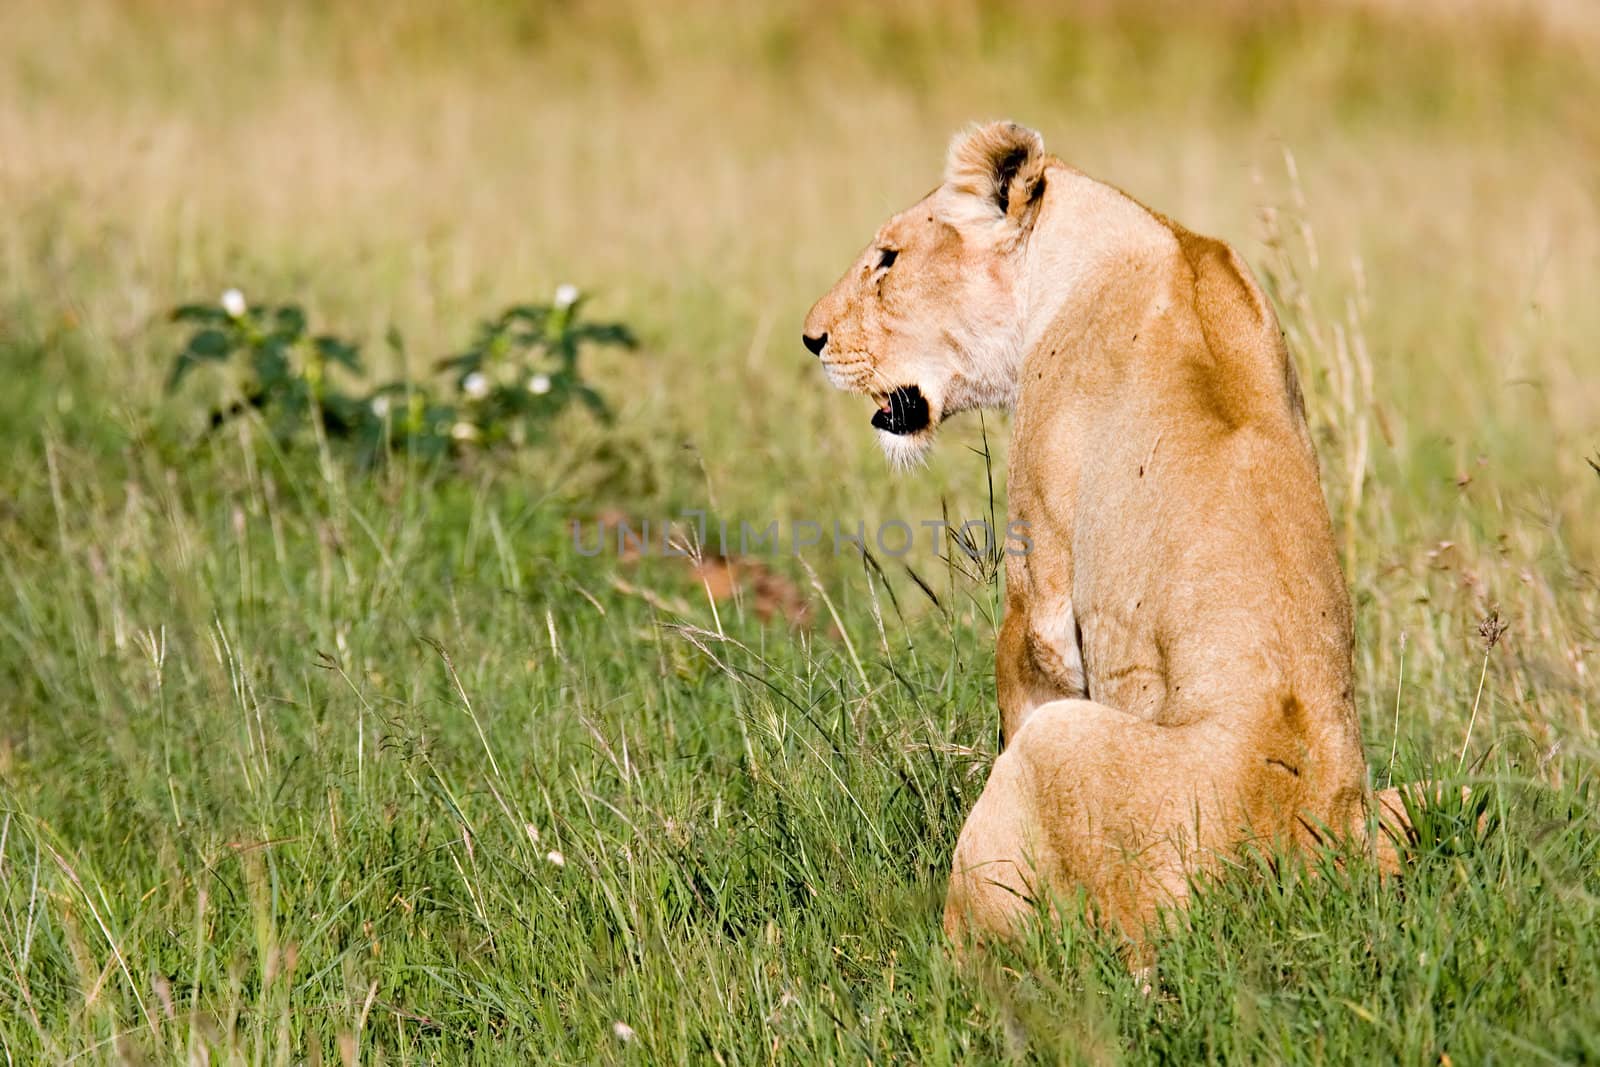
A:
1019 167 1178 362
1019 166 1300 441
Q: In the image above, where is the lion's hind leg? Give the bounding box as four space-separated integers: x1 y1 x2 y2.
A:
944 699 1229 945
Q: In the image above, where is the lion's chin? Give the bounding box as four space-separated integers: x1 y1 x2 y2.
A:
875 426 936 471
864 383 938 470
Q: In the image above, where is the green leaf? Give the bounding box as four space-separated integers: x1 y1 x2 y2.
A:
166 355 198 392
186 328 233 358
506 326 545 352
272 305 307 336
574 384 612 421
314 335 363 373
434 351 481 374
500 305 550 329
167 328 234 390
571 322 638 349
552 335 579 369
252 338 292 389
317 391 367 439
170 304 230 324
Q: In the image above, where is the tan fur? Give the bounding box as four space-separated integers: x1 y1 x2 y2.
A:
805 121 1421 944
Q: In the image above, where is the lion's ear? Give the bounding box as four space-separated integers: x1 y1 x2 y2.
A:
944 121 1047 229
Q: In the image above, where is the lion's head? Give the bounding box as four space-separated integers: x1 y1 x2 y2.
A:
803 121 1049 467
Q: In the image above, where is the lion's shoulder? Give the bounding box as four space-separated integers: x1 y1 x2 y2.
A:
1153 216 1305 431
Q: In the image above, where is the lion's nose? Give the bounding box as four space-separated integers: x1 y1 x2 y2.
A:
802 332 828 357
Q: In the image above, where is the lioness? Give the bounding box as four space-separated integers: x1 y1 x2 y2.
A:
804 121 1414 941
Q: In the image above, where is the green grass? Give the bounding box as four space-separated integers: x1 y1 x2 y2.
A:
6 435 1595 1063
2 1 1599 1061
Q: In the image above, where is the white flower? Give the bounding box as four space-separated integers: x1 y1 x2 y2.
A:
553 283 580 309
370 395 391 418
524 822 540 843
450 421 479 442
612 1021 635 1043
527 373 552 395
462 371 490 399
220 288 247 318
545 849 565 867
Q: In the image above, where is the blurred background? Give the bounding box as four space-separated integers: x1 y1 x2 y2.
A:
4 1 1595 500
2 2 1598 1057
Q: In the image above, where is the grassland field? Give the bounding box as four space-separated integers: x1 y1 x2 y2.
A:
1 1 1598 1062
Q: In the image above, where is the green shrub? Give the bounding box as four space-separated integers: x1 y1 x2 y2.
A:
166 284 636 463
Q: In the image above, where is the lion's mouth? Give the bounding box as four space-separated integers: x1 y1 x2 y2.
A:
869 386 931 436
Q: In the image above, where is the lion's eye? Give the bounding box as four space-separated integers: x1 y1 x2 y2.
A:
876 248 899 270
